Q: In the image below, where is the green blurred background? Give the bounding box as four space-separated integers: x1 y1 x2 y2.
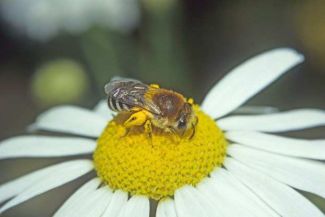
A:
0 0 325 216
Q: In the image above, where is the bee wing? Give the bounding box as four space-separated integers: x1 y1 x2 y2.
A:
111 76 141 83
141 97 162 115
104 77 141 94
104 78 162 115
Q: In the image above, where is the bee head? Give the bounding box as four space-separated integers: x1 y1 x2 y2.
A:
173 102 196 135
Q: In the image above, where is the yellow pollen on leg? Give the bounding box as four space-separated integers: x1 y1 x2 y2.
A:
93 106 227 200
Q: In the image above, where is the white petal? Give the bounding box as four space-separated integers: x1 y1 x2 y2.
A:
186 187 223 217
226 131 325 159
157 204 167 217
72 187 113 217
175 185 222 217
0 160 91 204
54 178 101 217
117 196 149 217
157 198 178 217
0 159 93 214
0 136 96 159
233 106 279 114
208 168 278 217
29 106 108 137
197 176 254 217
219 109 325 132
228 144 325 199
94 100 115 120
224 157 325 217
196 179 235 217
80 190 112 217
102 190 128 217
211 168 279 217
164 201 178 217
63 188 102 217
202 48 304 119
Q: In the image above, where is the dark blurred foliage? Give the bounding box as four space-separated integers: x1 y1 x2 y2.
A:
0 0 325 216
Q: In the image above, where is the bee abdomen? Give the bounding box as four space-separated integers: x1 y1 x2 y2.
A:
108 96 130 112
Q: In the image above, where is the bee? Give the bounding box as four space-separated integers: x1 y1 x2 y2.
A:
105 78 198 139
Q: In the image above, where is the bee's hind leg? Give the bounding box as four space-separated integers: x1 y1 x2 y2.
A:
124 111 147 128
122 110 148 138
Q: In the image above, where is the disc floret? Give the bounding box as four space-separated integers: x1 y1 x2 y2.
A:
93 106 227 200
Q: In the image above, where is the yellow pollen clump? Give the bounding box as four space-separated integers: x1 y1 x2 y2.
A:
93 106 227 200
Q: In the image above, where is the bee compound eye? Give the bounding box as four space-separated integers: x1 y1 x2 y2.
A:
177 119 186 129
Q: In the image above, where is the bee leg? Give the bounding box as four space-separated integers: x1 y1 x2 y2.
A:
144 120 152 137
144 120 153 146
121 127 131 138
124 111 147 128
166 127 180 144
194 115 199 125
189 123 196 140
188 115 198 140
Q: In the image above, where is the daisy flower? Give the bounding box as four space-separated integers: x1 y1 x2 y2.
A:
1 48 325 217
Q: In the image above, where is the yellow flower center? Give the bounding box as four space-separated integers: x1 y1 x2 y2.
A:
93 106 227 200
